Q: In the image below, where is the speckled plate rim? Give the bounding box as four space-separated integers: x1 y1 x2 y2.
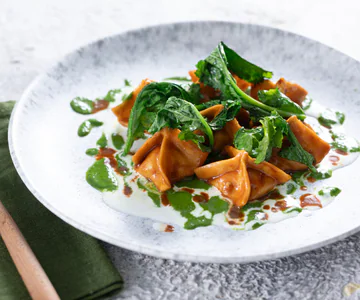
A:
8 21 360 263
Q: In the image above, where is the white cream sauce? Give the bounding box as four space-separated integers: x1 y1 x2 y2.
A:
83 91 360 231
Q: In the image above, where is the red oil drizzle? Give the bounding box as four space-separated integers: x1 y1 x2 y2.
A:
271 207 278 213
123 185 133 197
161 193 170 206
258 189 284 201
300 186 308 191
300 193 322 208
329 155 340 166
96 147 129 175
274 200 288 211
181 187 195 194
263 205 270 210
307 177 316 183
335 149 348 156
164 225 174 232
193 192 210 203
92 100 109 113
228 205 242 219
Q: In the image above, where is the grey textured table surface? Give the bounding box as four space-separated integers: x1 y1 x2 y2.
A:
2 1 360 299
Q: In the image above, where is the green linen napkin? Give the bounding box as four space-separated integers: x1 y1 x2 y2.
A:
0 101 123 300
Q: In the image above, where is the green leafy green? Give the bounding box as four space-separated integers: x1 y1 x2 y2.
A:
279 129 316 172
86 158 118 192
70 97 94 114
96 133 108 148
257 88 304 118
195 42 306 120
111 134 125 150
318 109 345 128
124 79 131 86
103 89 121 102
199 196 229 216
220 42 273 84
85 148 99 156
77 119 103 137
124 82 193 154
187 83 202 105
149 97 214 150
208 100 241 131
234 112 288 163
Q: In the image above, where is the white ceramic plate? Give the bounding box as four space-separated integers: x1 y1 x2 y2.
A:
9 22 360 263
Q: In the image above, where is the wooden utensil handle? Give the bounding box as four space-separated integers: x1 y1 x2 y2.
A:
0 201 60 300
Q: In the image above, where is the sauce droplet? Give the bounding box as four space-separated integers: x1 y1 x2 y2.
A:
228 205 242 219
335 149 348 156
164 225 174 232
193 192 210 203
161 193 170 206
307 177 316 183
274 200 288 211
300 193 322 208
263 205 270 210
123 185 132 197
92 99 109 113
181 187 195 194
96 147 129 175
300 186 308 191
329 155 340 162
258 189 284 201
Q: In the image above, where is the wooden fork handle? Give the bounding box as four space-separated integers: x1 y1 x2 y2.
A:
0 201 60 300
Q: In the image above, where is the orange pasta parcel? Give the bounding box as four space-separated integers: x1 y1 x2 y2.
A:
195 146 291 207
132 128 208 192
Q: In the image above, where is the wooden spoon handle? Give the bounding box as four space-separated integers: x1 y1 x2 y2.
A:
0 201 60 300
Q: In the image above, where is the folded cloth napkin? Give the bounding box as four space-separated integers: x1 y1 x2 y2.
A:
0 101 123 299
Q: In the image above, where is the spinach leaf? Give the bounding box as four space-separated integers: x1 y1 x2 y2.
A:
187 83 202 105
234 127 263 157
178 131 210 152
257 88 304 118
195 42 306 120
124 82 192 154
279 129 316 172
234 112 287 163
208 100 242 130
221 42 273 84
195 100 222 111
149 97 214 150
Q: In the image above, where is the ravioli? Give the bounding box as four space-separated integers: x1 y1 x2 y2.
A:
132 128 209 192
195 146 291 207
